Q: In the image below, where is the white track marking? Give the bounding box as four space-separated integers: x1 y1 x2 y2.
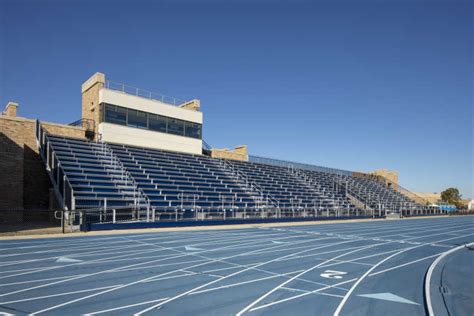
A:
84 297 170 315
333 233 474 316
424 242 474 316
28 235 326 315
250 278 359 312
186 245 372 295
133 239 368 315
0 275 87 287
1 217 470 315
285 219 446 234
35 218 470 315
343 221 467 237
236 241 388 315
0 240 264 299
246 230 474 314
281 287 344 298
0 247 170 280
369 253 442 276
141 271 197 283
0 230 289 267
0 285 121 305
0 230 306 282
188 270 305 295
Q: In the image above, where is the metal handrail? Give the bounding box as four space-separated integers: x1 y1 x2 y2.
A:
218 158 280 208
249 155 352 176
202 140 212 151
69 118 95 131
104 80 187 106
35 120 76 210
101 141 151 208
374 174 430 207
289 166 347 210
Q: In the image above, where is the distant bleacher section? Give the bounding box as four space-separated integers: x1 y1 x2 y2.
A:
36 120 439 229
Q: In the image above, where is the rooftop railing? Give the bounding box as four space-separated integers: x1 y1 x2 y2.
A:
104 80 187 106
248 155 353 176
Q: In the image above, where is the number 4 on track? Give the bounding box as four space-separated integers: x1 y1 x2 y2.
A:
320 270 347 279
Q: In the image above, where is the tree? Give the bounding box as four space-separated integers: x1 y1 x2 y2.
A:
440 188 463 209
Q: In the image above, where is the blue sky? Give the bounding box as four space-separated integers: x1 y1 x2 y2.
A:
1 0 472 198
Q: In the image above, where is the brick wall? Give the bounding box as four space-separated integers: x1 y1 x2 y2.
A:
0 118 24 210
211 145 249 162
0 116 86 210
82 73 104 139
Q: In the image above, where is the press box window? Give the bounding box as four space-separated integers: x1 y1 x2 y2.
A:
167 118 185 136
104 104 127 126
185 121 202 139
148 114 167 132
127 109 147 129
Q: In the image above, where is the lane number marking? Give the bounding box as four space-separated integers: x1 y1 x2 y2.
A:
320 270 347 279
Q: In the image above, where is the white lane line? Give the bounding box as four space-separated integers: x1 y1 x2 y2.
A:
28 235 324 315
0 229 296 281
279 220 468 238
344 221 468 238
186 245 366 295
369 253 442 276
141 272 198 283
188 270 305 295
333 233 474 316
7 216 466 312
246 230 474 314
134 239 368 315
0 242 149 259
0 285 121 305
0 247 170 280
119 217 470 315
279 253 373 266
425 242 474 316
281 287 344 298
0 275 87 288
0 228 263 249
236 241 388 315
0 230 288 267
286 218 452 235
250 278 359 312
84 297 170 315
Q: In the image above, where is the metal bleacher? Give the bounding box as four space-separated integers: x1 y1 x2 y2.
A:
36 121 432 226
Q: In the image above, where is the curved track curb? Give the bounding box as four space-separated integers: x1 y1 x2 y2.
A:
424 242 474 316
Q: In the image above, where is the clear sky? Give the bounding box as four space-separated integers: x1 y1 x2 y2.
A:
1 0 472 198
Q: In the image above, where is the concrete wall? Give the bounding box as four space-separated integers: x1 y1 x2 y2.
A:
99 122 203 155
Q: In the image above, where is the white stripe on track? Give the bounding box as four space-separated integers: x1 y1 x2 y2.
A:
236 241 388 315
333 233 474 316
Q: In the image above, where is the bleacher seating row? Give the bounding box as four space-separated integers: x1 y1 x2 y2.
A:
40 134 424 217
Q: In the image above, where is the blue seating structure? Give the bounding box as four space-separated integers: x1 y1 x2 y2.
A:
37 124 427 222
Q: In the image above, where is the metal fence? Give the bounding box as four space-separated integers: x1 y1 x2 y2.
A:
104 80 187 106
67 205 377 230
249 155 353 176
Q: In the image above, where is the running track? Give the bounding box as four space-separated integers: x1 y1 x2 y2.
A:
0 216 472 315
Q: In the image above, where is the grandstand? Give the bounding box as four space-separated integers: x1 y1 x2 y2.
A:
3 72 444 231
